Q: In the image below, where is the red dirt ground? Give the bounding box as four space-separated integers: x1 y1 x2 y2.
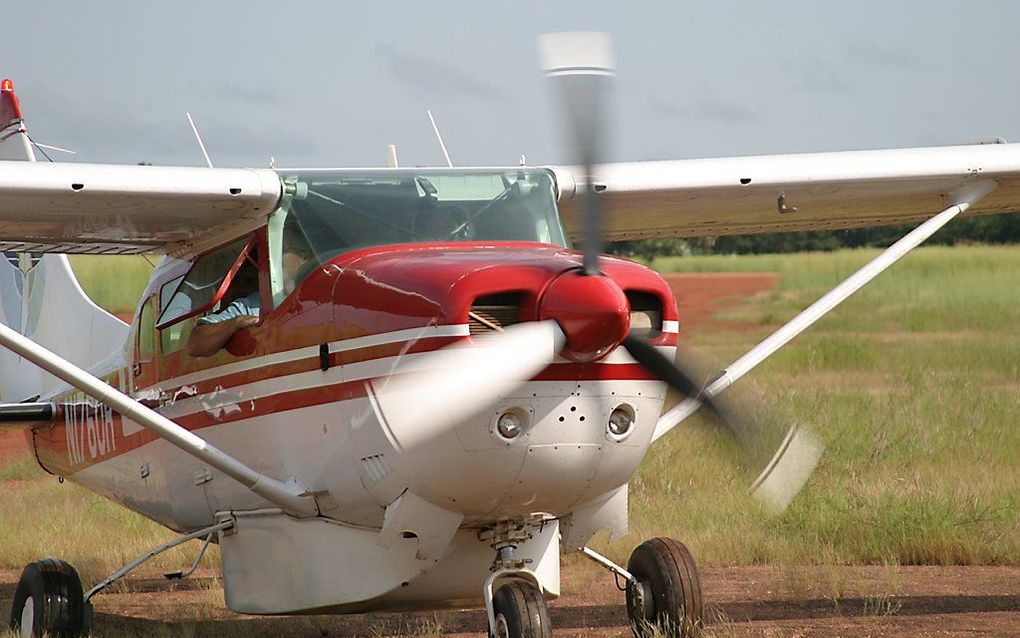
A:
662 272 779 332
0 429 28 461
3 563 1016 637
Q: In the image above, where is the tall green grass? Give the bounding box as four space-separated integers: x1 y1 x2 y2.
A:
604 246 1020 566
0 478 220 583
68 255 156 316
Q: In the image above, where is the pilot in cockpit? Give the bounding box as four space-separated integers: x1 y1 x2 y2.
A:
186 237 311 357
414 205 468 241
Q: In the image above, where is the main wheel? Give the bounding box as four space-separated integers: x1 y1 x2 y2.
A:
8 558 87 638
491 580 552 638
625 538 702 638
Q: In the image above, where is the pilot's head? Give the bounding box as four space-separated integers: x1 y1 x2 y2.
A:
282 231 313 294
414 206 467 241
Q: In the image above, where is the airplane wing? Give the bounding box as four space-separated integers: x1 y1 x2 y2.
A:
550 142 1020 240
0 160 281 256
0 79 281 257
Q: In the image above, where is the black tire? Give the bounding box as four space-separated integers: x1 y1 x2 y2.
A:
491 580 552 638
625 538 702 638
8 558 87 638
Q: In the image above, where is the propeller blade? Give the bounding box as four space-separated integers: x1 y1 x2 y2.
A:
539 31 614 276
368 320 566 452
622 335 703 401
623 337 822 513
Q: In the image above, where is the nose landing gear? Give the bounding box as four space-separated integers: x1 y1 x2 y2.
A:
491 580 551 638
479 518 553 638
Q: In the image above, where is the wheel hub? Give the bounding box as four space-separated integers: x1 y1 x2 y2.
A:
20 595 33 638
494 613 510 638
626 580 654 620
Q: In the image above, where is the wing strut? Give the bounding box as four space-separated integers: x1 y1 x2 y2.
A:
653 178 998 442
0 322 318 518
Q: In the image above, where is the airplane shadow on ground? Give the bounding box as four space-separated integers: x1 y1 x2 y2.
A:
88 594 1020 637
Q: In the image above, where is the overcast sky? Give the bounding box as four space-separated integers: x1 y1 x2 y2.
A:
5 1 1020 169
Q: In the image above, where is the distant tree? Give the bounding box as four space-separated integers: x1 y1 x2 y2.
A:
607 211 1020 257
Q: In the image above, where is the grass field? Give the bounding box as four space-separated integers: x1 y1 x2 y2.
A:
67 254 155 316
2 247 1018 587
614 246 1020 567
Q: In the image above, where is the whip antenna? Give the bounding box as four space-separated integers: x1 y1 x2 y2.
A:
426 108 453 167
186 112 214 168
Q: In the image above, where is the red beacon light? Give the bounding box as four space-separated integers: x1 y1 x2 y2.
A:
1 79 13 92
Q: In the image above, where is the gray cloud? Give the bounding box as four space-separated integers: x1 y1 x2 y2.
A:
844 39 923 70
648 97 763 123
23 86 183 163
794 67 854 94
201 80 285 106
377 46 508 102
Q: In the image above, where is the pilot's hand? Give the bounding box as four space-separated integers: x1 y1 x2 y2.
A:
224 316 259 357
234 315 260 329
187 315 259 358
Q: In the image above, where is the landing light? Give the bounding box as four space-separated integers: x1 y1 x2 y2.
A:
608 406 634 437
496 411 523 439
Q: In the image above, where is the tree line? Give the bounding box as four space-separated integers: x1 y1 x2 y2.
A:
607 212 1020 259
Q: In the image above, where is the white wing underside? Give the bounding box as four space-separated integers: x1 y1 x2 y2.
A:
0 161 281 256
552 143 1020 240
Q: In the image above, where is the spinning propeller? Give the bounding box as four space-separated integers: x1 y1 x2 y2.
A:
370 32 821 513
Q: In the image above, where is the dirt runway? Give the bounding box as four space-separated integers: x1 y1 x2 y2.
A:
4 562 1017 637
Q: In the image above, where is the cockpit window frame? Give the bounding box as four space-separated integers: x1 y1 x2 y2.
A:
270 168 568 264
155 235 255 330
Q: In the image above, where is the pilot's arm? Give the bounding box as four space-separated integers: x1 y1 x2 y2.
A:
185 292 260 357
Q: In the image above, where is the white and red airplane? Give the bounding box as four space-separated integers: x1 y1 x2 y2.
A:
2 33 1019 638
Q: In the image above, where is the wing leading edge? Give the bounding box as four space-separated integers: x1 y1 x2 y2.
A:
3 143 1019 254
551 142 1020 240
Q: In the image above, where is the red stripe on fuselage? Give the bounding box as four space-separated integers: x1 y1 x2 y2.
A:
33 357 661 477
150 337 465 398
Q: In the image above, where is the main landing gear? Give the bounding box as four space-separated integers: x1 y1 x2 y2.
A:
582 538 703 638
9 519 230 638
480 518 553 638
8 558 88 638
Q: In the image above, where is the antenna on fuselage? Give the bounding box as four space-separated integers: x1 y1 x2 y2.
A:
185 112 214 168
31 141 76 155
425 108 453 167
387 143 399 168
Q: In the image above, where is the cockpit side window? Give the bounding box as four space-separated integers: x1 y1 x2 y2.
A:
156 237 252 329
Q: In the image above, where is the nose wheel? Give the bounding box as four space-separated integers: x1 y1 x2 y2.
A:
491 580 552 638
480 518 553 638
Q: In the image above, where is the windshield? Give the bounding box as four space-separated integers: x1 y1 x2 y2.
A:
272 168 567 263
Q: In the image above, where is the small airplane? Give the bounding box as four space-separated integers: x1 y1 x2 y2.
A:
2 32 1019 638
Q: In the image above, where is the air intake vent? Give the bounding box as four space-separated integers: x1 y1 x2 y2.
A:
469 293 523 335
361 454 391 483
626 290 663 338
